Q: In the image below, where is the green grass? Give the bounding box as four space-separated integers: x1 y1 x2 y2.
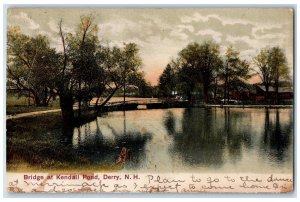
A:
6 95 31 106
6 105 60 115
6 112 120 172
6 94 60 115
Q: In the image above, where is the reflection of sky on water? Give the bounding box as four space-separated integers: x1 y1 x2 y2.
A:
71 108 293 173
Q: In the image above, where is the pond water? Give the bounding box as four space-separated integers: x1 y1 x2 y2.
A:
71 108 293 173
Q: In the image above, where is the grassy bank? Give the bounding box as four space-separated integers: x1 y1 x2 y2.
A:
6 112 121 172
7 93 60 115
6 105 60 115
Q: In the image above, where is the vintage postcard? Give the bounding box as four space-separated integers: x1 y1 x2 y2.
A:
6 7 294 194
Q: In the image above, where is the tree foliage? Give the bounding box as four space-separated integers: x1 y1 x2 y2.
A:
158 64 176 97
7 15 144 125
7 26 60 106
220 46 249 102
163 41 223 103
254 47 289 103
57 16 143 122
253 48 273 99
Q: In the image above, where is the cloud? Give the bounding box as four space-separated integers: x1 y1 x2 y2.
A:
169 30 189 40
195 29 222 43
48 18 59 32
252 24 287 40
181 13 219 23
168 24 195 41
180 14 255 38
181 12 252 26
176 24 195 33
225 35 262 49
99 20 133 36
48 18 75 35
11 12 40 30
254 25 283 36
141 14 172 31
239 49 258 59
98 18 156 44
104 37 148 49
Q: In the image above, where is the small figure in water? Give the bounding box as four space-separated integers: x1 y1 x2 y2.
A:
116 147 130 165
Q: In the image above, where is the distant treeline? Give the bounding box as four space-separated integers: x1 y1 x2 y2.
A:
7 15 290 124
157 41 290 103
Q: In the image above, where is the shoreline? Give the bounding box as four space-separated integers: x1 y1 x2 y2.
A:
6 104 293 120
200 104 293 108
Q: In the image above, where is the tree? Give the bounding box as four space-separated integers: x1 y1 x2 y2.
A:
220 46 249 102
158 64 176 98
196 41 222 103
253 48 273 100
7 26 59 106
57 19 76 125
98 46 124 107
174 41 222 103
66 15 99 117
127 71 153 97
7 15 146 125
93 43 142 108
92 46 110 109
268 47 289 104
177 62 197 102
121 43 142 105
254 47 289 103
177 43 201 102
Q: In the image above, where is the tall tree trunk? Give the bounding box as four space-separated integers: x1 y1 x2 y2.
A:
275 81 279 105
226 79 230 103
34 94 41 106
78 78 82 118
59 94 74 126
274 65 280 105
203 83 209 104
265 84 269 103
223 83 227 102
94 96 101 111
42 87 48 106
123 81 126 110
100 87 119 107
214 78 217 101
94 86 104 111
223 80 227 103
187 90 192 103
46 94 53 106
28 91 31 106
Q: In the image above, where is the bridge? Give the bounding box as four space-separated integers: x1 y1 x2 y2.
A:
98 98 190 112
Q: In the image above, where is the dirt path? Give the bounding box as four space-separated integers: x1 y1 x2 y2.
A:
6 97 155 120
6 108 62 120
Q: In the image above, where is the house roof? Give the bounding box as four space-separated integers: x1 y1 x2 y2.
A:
239 73 263 85
217 73 262 86
257 85 293 93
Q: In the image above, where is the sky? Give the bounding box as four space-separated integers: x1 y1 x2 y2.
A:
7 8 294 85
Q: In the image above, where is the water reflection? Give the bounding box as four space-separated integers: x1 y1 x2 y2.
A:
223 108 253 160
164 111 176 135
71 113 151 168
61 108 293 173
166 108 254 168
261 109 293 163
170 108 225 167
